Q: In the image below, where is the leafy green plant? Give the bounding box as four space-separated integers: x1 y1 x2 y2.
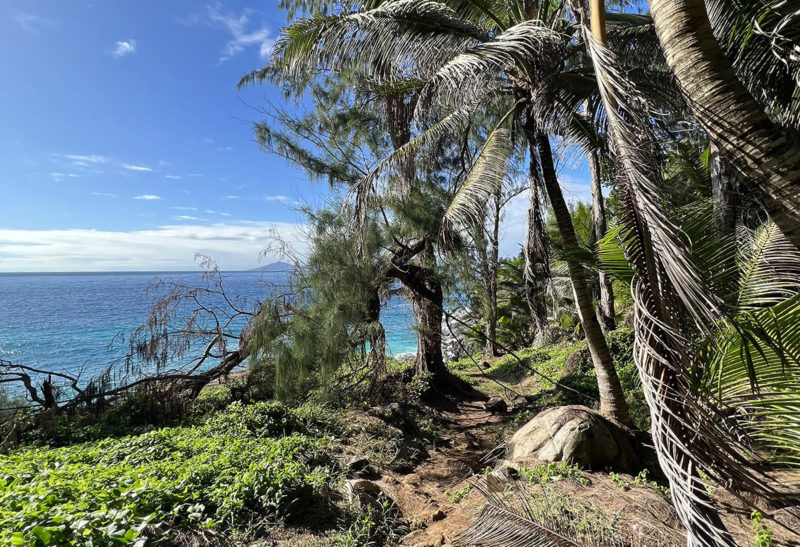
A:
751 511 773 547
0 402 337 545
446 483 472 503
519 462 590 486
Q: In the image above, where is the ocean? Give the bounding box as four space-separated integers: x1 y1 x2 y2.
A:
0 271 418 387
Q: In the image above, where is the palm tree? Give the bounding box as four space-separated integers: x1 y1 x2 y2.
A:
574 0 800 541
262 0 634 424
646 0 800 249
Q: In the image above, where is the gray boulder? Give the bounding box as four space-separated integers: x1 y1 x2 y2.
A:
506 405 640 471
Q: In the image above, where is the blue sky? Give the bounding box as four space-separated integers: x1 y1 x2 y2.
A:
0 2 595 272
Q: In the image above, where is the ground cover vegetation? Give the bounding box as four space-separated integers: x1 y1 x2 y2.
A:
2 0 800 544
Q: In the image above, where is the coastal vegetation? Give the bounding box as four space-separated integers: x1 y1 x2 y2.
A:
2 0 800 545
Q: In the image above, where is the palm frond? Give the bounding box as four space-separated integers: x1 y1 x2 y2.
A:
737 222 800 311
442 123 513 232
418 20 566 112
568 1 794 542
268 0 487 84
707 0 800 130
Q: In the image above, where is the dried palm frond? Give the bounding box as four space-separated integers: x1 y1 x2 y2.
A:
459 480 622 546
442 123 514 233
568 1 797 544
417 20 566 111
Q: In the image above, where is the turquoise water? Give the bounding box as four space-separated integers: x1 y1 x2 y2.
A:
0 271 417 385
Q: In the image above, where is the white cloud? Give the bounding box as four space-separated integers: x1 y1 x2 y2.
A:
91 192 118 198
134 194 161 200
122 163 152 172
171 206 198 211
112 39 137 58
171 215 204 221
262 195 290 203
206 4 274 62
50 172 78 182
222 195 239 200
0 222 307 272
65 154 110 165
165 175 182 180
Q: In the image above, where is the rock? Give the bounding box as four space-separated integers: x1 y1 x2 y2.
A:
484 396 508 413
441 308 472 362
395 352 416 363
344 479 392 511
506 405 640 471
347 455 370 472
511 396 528 411
561 349 591 378
346 455 378 478
486 461 519 492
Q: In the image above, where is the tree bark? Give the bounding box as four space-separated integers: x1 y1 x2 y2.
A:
484 191 501 356
523 143 550 339
647 0 800 249
588 139 616 332
709 141 738 237
533 130 632 425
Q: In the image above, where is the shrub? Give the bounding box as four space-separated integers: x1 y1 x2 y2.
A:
0 402 336 545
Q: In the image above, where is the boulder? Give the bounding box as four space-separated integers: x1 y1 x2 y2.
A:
506 405 640 471
561 349 591 378
483 396 508 413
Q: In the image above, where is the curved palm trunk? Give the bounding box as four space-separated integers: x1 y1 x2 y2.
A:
524 140 550 339
533 129 632 426
647 0 800 248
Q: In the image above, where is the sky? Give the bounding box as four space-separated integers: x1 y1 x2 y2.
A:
0 1 596 272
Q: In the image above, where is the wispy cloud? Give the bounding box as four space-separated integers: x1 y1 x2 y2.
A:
165 175 182 180
222 195 240 200
64 154 110 165
262 195 291 204
122 163 152 172
171 206 198 211
112 39 137 58
170 215 204 221
50 172 79 182
206 4 274 62
16 13 56 32
0 222 308 272
134 194 161 200
91 192 118 198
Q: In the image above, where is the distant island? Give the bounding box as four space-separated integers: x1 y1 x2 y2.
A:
249 261 295 273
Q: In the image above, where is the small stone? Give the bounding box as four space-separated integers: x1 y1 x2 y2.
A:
484 396 508 413
347 455 370 472
511 396 528 411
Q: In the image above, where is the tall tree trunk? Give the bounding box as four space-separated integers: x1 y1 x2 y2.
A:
709 141 738 236
588 131 616 332
523 145 550 340
533 129 632 426
647 0 800 249
484 191 501 356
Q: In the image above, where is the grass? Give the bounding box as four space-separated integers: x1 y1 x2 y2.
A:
0 402 339 546
519 462 591 486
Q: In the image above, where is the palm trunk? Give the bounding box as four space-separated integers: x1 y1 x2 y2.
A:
523 145 550 339
588 137 616 332
484 191 501 356
533 129 631 426
647 0 800 249
709 141 738 237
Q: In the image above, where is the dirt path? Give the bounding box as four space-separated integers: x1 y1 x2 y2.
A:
377 400 507 547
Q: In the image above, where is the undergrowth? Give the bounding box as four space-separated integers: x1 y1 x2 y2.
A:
0 402 339 546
